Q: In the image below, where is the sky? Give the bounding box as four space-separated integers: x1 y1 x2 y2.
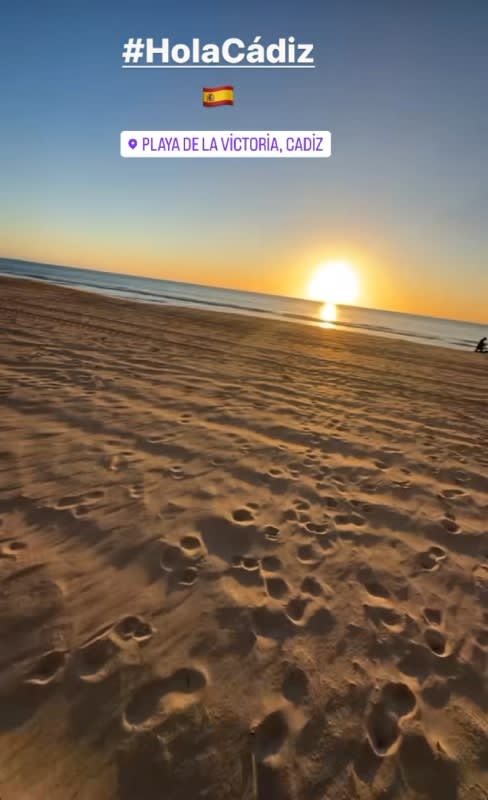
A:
1 0 487 323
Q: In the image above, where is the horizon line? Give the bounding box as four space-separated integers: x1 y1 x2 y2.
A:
0 256 486 329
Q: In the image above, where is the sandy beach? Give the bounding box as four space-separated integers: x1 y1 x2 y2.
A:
0 275 487 800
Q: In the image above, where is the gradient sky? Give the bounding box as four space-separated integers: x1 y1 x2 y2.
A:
1 0 487 322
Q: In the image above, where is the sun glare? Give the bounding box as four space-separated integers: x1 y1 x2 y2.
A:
308 261 360 305
319 303 337 328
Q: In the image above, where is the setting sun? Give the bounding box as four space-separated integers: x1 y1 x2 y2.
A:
308 261 360 305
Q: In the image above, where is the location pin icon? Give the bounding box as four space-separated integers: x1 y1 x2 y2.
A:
128 138 137 150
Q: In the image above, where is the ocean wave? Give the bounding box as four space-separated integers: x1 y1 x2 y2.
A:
0 258 483 352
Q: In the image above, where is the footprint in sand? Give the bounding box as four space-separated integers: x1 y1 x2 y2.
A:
454 470 470 485
304 521 329 535
315 532 337 553
440 488 466 500
123 667 207 730
160 544 187 572
113 615 154 643
366 681 416 756
286 596 310 622
364 604 403 630
398 730 459 797
233 556 259 572
306 606 335 634
358 567 390 600
74 635 119 682
417 546 447 572
261 556 282 573
232 507 255 523
160 540 201 586
160 536 198 572
55 490 104 510
73 505 93 518
322 496 339 509
264 525 280 542
334 513 353 526
0 540 27 558
178 566 199 586
265 576 289 600
180 535 203 555
292 498 311 511
252 605 295 639
231 556 262 587
296 544 321 566
424 627 449 656
441 517 460 534
26 649 67 685
301 575 323 597
282 665 309 704
252 710 288 761
381 683 416 717
364 578 390 599
423 608 442 626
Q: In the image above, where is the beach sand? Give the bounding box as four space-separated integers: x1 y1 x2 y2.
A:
0 276 487 800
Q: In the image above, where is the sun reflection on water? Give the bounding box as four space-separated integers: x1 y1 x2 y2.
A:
319 302 337 328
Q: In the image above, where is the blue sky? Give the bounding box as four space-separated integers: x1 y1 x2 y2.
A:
1 0 487 321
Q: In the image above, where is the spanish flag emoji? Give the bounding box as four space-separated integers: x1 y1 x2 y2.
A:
203 85 234 107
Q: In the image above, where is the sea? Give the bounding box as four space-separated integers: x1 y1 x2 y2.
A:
0 258 485 352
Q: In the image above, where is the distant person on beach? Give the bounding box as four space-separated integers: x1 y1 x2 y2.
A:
475 336 487 352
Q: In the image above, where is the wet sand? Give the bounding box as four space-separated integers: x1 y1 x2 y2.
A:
0 276 487 800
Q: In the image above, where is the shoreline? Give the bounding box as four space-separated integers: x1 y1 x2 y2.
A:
0 268 483 352
3 256 487 328
0 273 483 357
